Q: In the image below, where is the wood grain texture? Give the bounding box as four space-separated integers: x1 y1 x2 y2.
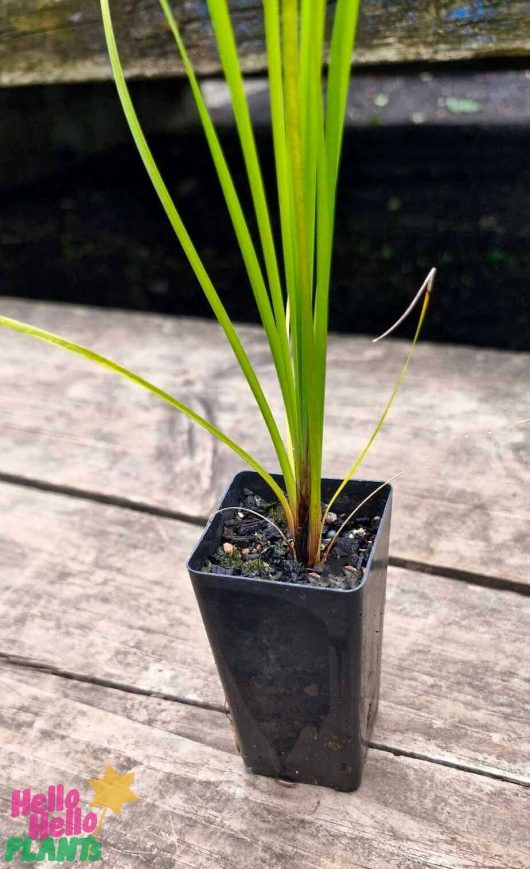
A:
0 481 528 784
0 663 528 869
0 299 528 583
0 660 237 756
1 1 530 86
204 69 530 129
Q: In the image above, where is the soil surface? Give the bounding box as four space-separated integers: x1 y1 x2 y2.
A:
203 488 382 590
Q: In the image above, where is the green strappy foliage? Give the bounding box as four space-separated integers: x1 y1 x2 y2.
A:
0 0 432 565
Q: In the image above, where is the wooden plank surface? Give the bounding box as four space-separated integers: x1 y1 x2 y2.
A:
0 299 528 584
0 481 528 784
205 69 530 129
0 663 528 869
1 1 530 87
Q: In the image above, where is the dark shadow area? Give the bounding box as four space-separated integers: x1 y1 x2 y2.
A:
1 122 528 350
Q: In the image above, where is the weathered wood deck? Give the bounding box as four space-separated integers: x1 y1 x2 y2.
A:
2 0 530 86
0 298 528 867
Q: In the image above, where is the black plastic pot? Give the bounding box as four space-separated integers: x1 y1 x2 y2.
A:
187 471 392 792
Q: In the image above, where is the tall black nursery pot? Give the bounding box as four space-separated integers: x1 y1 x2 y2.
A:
187 471 392 792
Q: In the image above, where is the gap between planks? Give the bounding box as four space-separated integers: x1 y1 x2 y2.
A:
2 660 528 869
2 298 527 586
0 651 527 791
0 468 528 598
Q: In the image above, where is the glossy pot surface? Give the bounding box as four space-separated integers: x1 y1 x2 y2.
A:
187 471 392 791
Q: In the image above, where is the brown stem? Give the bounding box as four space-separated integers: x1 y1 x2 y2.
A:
292 482 307 564
294 512 309 564
293 497 321 567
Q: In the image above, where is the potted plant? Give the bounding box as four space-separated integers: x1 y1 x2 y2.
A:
0 0 434 791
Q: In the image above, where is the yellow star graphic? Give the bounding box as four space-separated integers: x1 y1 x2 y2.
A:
89 766 139 816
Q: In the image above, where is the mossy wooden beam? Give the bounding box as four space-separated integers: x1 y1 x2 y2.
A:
1 0 529 86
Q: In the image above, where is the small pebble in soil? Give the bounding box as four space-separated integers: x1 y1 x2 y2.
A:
203 488 382 589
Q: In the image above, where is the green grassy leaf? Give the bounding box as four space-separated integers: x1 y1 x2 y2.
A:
0 314 294 526
157 0 298 449
99 0 296 506
0 0 433 567
322 270 435 535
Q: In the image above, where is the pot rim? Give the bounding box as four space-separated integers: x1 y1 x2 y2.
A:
187 470 393 594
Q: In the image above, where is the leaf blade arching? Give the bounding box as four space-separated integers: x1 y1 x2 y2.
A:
0 314 294 526
157 0 298 448
99 0 297 506
320 270 435 538
93 0 429 567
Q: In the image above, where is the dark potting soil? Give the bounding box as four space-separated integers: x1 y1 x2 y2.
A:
203 488 381 590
